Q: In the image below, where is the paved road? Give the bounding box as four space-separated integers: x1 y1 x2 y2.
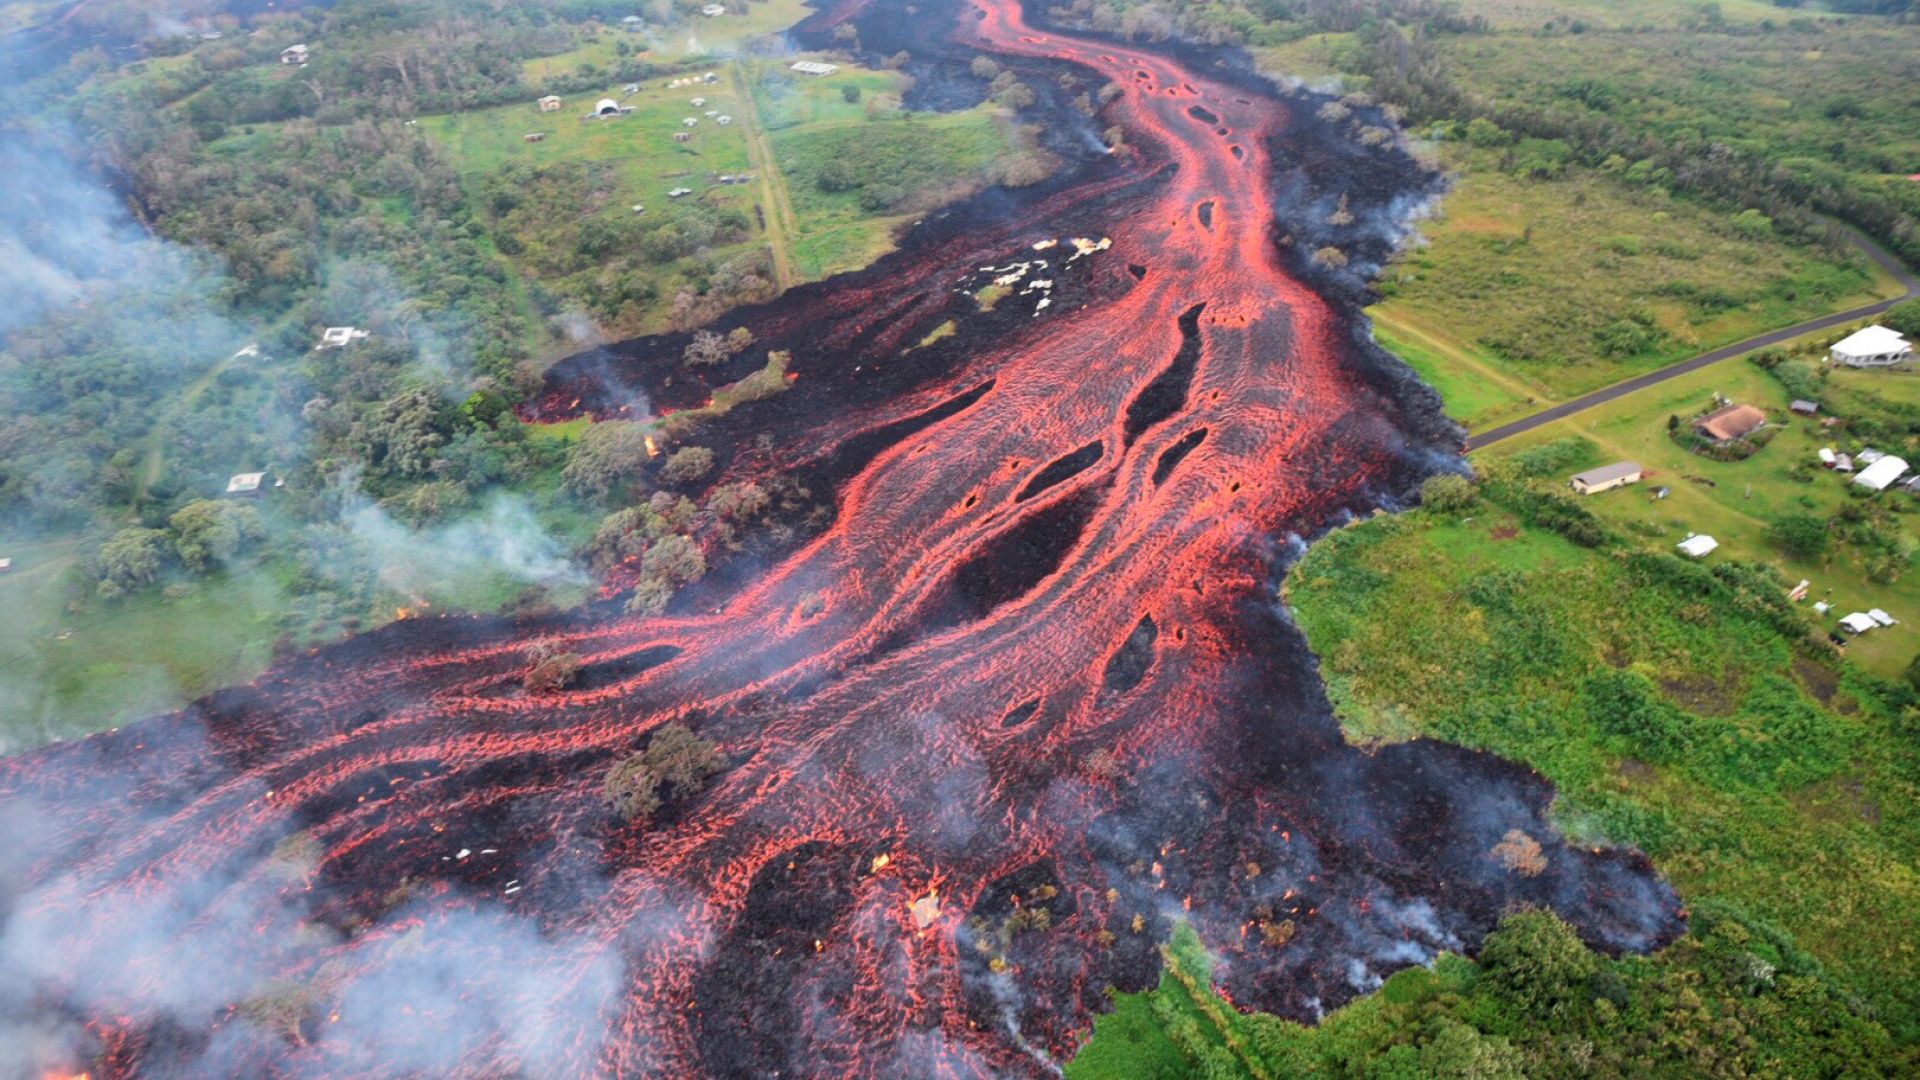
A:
1467 229 1920 451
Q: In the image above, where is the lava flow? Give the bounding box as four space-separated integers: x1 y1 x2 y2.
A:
0 1 1683 1077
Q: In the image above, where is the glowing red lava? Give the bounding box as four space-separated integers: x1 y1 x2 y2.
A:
0 1 1680 1077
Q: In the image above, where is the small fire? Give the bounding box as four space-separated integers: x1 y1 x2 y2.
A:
910 888 941 929
395 608 412 620
644 435 660 459
869 853 891 873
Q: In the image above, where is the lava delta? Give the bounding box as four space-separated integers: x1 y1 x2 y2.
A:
0 0 1684 1077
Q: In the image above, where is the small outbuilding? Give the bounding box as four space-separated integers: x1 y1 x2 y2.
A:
1841 612 1879 635
622 15 644 29
791 60 840 77
1791 399 1820 416
523 132 546 143
716 115 732 125
1677 534 1719 559
280 44 309 65
673 131 692 143
538 95 563 112
1695 403 1768 444
682 117 699 127
0 557 12 574
225 472 267 497
1569 461 1643 495
595 98 625 117
1818 447 1837 466
1835 453 1855 473
1830 325 1911 368
1854 454 1909 492
1870 608 1900 627
701 3 726 15
318 326 368 350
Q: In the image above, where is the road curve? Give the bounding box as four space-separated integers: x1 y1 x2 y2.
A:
1467 228 1920 451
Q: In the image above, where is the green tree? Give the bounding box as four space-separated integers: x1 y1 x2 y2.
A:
96 527 169 598
661 446 715 485
1768 514 1832 560
562 421 653 504
1476 910 1600 1016
169 499 265 572
1420 474 1477 513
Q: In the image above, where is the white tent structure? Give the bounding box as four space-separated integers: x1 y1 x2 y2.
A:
1677 534 1719 559
1841 612 1879 635
1830 325 1911 368
1854 455 1909 492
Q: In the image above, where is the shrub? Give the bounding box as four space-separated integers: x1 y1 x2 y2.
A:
524 651 583 693
1768 514 1832 560
604 722 725 823
660 446 715 485
1420 473 1477 513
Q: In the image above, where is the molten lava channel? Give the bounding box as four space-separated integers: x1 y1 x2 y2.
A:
0 1 1682 1077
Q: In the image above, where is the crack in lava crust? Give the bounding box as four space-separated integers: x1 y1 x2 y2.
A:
0 1 1683 1077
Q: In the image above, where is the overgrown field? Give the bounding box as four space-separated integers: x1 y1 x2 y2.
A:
1284 485 1920 1041
1370 146 1894 424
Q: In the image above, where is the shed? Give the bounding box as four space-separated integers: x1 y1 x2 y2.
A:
1814 601 1832 615
791 60 840 76
1841 612 1879 635
691 97 707 107
318 326 368 349
0 557 11 574
538 95 563 112
1569 461 1642 495
673 131 692 143
1870 608 1899 627
1835 453 1854 473
1790 399 1820 416
226 472 266 497
1695 403 1768 443
1677 534 1719 559
523 132 546 143
716 115 732 125
1854 455 1908 492
622 15 643 28
682 117 699 127
1830 325 1911 368
1818 447 1836 466
702 3 726 14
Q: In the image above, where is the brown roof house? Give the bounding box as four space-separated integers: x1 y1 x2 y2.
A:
1695 403 1768 444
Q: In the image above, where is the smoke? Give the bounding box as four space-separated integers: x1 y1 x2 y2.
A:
335 487 589 601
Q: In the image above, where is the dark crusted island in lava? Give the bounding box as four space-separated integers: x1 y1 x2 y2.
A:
0 1 1684 1076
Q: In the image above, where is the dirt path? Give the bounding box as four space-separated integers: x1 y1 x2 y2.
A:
1469 228 1920 451
729 66 801 291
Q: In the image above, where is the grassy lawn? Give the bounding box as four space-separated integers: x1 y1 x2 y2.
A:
1472 352 1920 679
0 537 282 751
522 0 819 82
1370 147 1896 417
768 105 1029 278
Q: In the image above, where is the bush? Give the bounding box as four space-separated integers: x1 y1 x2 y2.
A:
524 651 583 693
1420 473 1477 513
660 446 715 485
1768 514 1832 560
604 722 725 823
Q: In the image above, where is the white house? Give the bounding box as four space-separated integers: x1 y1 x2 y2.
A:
318 326 368 349
701 3 726 15
226 472 267 497
1677 534 1719 559
1830 325 1911 368
1854 455 1909 492
1568 461 1642 495
791 61 840 77
280 44 309 65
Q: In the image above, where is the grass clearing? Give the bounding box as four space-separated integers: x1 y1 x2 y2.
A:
1472 354 1920 679
1287 490 1920 1037
1373 147 1889 409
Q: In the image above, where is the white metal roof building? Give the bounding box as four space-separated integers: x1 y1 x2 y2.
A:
1677 534 1719 559
1830 325 1911 368
1841 612 1879 634
226 472 266 496
1854 455 1909 492
791 61 840 76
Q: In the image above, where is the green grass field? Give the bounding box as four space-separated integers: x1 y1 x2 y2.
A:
1472 352 1920 679
1286 489 1920 1039
0 537 282 751
1370 147 1898 418
522 0 820 82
